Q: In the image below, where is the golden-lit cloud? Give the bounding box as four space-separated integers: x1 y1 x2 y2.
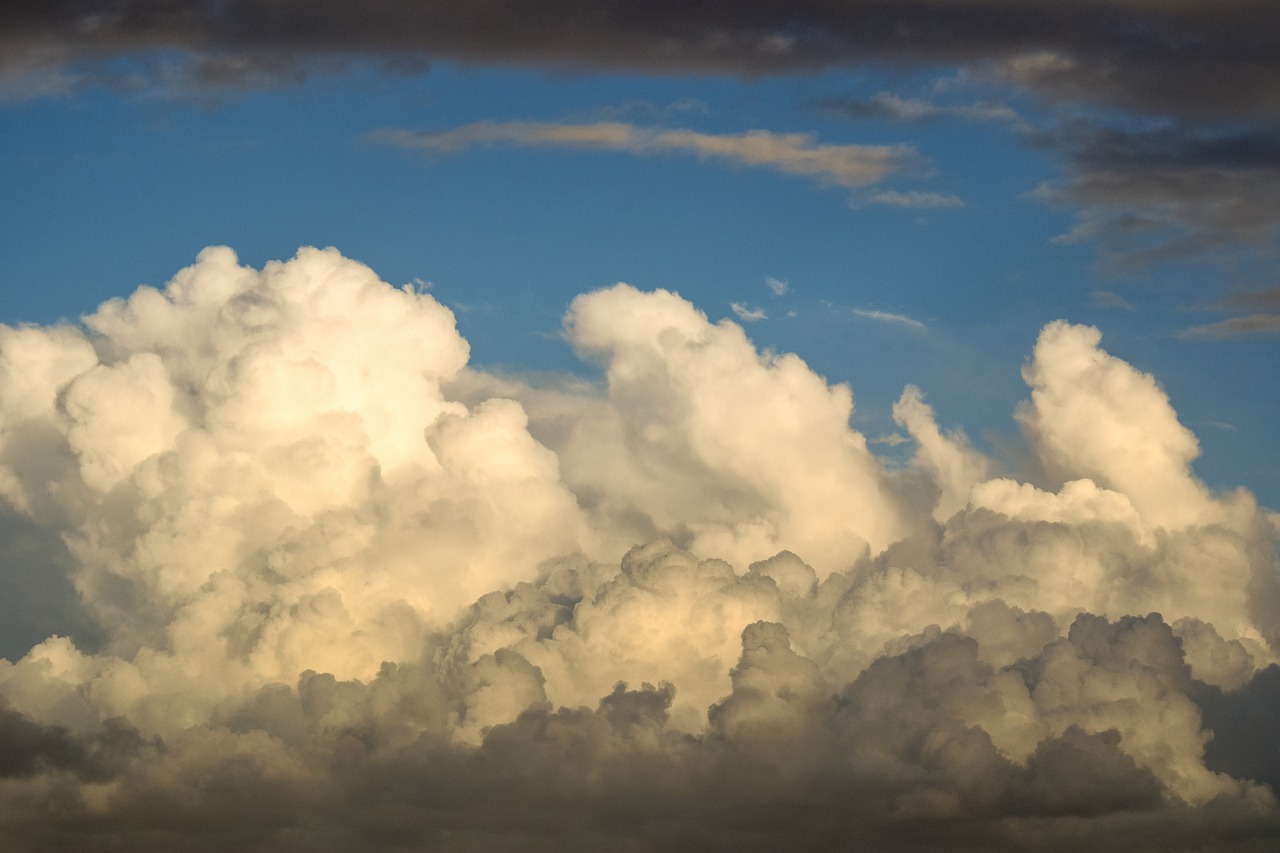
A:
0 247 1277 850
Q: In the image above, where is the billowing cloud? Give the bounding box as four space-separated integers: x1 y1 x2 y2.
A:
373 121 920 191
1 247 1279 850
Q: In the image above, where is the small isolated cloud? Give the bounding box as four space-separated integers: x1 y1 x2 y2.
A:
852 307 927 330
870 190 965 209
731 302 767 322
816 92 1018 124
871 432 910 447
372 121 921 190
765 275 789 296
1091 290 1134 310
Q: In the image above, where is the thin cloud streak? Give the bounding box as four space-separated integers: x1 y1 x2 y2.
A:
1183 314 1280 339
852 307 927 329
815 92 1018 124
373 120 921 190
870 189 965 209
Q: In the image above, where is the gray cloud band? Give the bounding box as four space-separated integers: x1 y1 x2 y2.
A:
4 1 1279 120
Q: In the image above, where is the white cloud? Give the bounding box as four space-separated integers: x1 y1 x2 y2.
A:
0 247 1277 850
730 302 767 321
764 275 789 296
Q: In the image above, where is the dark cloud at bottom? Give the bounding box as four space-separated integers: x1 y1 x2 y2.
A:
6 614 1280 851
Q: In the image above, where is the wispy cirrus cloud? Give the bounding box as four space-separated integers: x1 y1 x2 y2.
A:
372 120 922 190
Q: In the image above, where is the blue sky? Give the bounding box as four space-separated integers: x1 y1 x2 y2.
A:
5 58 1276 507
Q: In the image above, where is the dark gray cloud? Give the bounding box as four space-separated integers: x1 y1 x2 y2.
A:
4 1 1280 121
1031 121 1280 271
0 700 147 782
1197 665 1280 791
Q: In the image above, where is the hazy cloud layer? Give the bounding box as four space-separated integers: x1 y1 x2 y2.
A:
6 1 1280 121
0 247 1278 850
374 121 919 191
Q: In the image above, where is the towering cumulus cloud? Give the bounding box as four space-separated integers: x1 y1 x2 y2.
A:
0 247 1278 850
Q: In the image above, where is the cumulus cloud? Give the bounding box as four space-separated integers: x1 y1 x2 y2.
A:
373 121 920 191
1 247 1279 850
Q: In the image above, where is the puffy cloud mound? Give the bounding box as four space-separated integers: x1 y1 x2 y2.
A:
0 247 1278 850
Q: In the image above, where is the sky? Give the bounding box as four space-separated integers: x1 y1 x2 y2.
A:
2 3 1280 851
